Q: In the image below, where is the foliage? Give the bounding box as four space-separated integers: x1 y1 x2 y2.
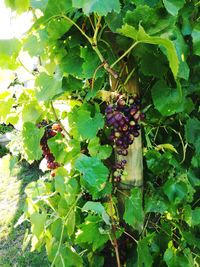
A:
1 0 200 266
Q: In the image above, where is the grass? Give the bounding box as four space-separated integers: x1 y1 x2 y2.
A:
0 155 50 267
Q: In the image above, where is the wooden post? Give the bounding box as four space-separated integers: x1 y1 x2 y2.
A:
109 76 143 189
122 78 143 188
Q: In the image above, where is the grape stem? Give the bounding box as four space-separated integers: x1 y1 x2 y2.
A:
50 101 72 139
110 41 139 69
57 14 118 79
50 194 81 267
109 195 121 267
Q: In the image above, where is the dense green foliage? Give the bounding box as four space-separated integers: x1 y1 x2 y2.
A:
1 0 200 266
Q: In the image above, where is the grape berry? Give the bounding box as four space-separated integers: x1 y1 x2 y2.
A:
105 94 144 184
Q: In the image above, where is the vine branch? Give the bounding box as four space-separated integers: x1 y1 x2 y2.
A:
110 41 139 69
109 196 121 267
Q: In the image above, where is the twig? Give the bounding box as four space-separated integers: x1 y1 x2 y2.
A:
50 101 72 139
88 16 95 32
93 16 102 45
62 14 118 79
91 63 104 89
110 42 139 69
50 194 81 267
123 230 138 244
109 196 121 267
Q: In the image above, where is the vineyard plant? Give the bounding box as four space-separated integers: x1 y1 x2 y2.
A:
1 0 200 266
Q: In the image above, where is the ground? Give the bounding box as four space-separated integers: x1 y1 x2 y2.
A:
0 155 49 267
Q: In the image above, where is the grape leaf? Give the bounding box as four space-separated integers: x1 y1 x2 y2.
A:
163 0 185 16
140 51 167 78
82 201 110 225
0 39 21 69
137 235 154 267
123 187 144 231
163 179 188 205
88 137 112 159
192 25 200 56
72 0 120 16
5 0 30 13
184 205 200 227
47 133 68 164
35 72 63 101
151 80 183 116
65 209 76 236
23 30 48 57
48 242 83 267
75 154 109 195
22 101 42 124
30 0 48 11
30 212 46 238
75 215 109 250
185 118 200 155
43 0 72 18
0 92 15 122
77 111 104 139
81 47 105 78
118 24 179 78
22 122 44 161
164 247 190 267
47 18 72 39
145 195 168 214
61 48 84 77
173 28 189 80
69 106 104 140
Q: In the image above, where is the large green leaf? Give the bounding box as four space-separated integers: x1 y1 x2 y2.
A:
118 25 179 78
123 187 144 231
0 39 21 69
44 0 72 18
23 29 48 57
163 0 185 16
48 242 83 267
75 215 109 250
0 92 15 123
88 137 112 159
72 0 120 16
185 118 200 155
69 106 104 140
22 122 44 161
173 28 189 80
61 48 84 77
30 212 46 238
81 47 105 78
163 179 188 205
35 72 63 101
184 205 200 227
75 154 109 195
22 101 42 124
151 80 182 116
82 201 110 225
5 0 30 13
164 247 191 267
47 133 68 164
145 194 168 214
192 25 200 56
47 18 72 39
137 235 154 267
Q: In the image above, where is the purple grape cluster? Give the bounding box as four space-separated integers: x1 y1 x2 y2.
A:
105 94 144 183
37 120 62 177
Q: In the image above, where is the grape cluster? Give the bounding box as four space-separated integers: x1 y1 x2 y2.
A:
105 94 144 183
37 120 62 177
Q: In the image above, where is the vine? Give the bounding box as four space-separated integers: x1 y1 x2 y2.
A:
0 0 200 266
